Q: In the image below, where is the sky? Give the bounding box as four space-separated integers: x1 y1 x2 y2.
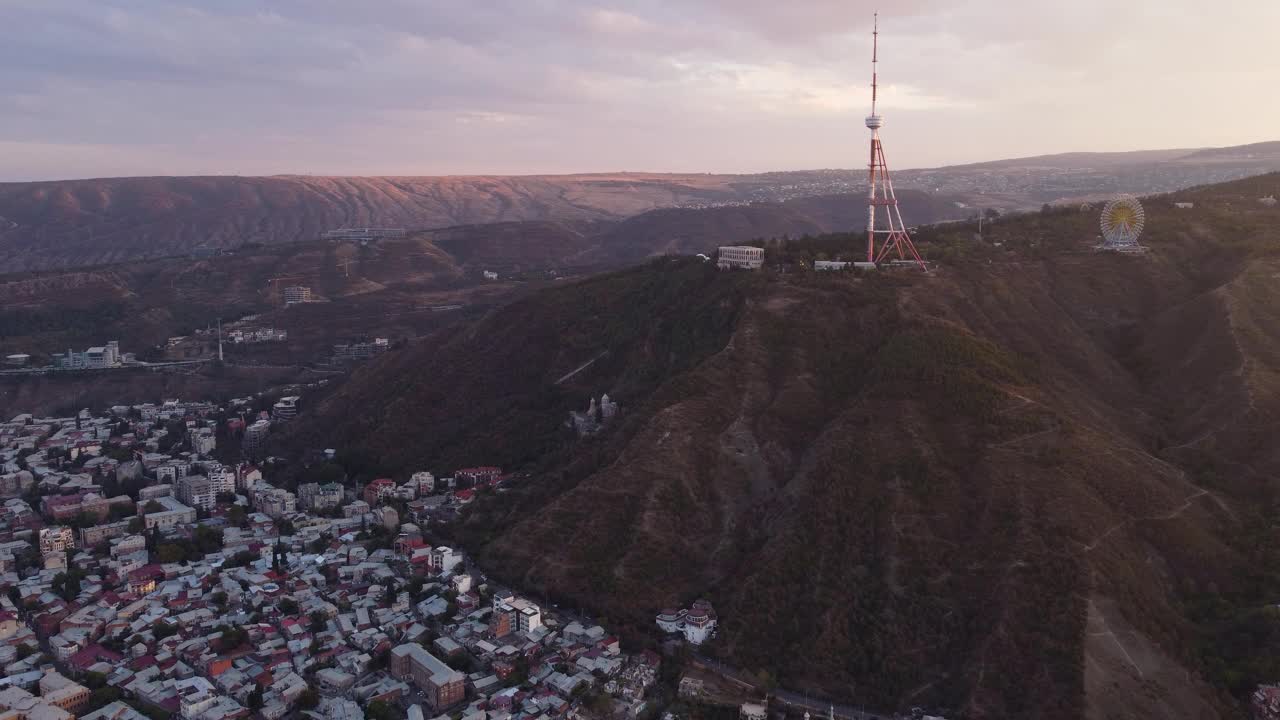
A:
2 0 1278 181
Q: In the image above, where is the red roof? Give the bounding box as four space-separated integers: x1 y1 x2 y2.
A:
129 655 157 671
68 644 125 671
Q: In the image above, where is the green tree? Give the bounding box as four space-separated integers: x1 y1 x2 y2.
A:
297 688 319 710
366 700 397 720
309 611 328 634
227 505 248 528
156 544 186 564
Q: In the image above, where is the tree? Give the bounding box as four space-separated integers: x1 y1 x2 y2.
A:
156 544 186 564
406 576 426 603
52 571 82 602
366 700 397 720
278 598 299 615
309 611 327 634
248 685 264 710
86 687 122 712
127 517 144 534
984 208 1001 220
144 500 164 514
215 624 248 650
297 688 319 710
227 505 248 528
193 525 224 554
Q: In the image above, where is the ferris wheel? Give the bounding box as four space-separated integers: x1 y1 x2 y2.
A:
1100 195 1146 248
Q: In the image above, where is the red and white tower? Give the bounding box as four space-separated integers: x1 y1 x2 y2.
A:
864 14 926 269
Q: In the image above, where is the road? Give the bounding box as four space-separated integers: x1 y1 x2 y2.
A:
690 655 893 720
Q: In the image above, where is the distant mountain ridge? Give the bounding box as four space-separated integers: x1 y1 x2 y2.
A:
1 141 1277 272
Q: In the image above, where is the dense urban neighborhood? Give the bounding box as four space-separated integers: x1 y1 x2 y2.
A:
0 399 790 720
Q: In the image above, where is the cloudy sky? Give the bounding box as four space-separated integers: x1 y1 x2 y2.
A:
2 0 1277 181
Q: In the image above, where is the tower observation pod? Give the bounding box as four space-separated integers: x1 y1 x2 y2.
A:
864 14 926 270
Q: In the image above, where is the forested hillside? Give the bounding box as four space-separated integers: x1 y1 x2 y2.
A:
288 173 1280 720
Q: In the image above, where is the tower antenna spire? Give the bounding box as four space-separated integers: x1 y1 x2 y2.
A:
871 12 879 117
862 12 926 270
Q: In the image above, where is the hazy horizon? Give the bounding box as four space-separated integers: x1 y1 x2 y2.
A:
4 0 1278 182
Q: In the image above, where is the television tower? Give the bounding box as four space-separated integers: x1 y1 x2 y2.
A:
864 13 926 269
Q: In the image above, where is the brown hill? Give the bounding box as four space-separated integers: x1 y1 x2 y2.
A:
3 141 1276 273
592 190 970 262
288 173 1280 720
0 173 753 272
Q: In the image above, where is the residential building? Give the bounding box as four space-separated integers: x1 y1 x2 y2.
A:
409 471 435 494
141 496 197 531
298 483 343 512
242 419 271 458
716 246 764 270
363 478 396 506
389 644 465 711
656 599 718 645
176 475 216 512
0 686 72 720
79 520 132 548
254 485 297 519
39 526 75 555
83 701 150 720
283 286 312 304
206 465 234 496
454 467 501 486
271 397 300 423
190 428 216 456
53 341 124 370
235 464 262 492
39 671 90 715
518 604 543 634
428 546 462 575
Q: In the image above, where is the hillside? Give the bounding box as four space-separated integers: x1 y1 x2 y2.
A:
2 141 1276 272
288 173 1280 720
0 173 755 272
0 191 963 370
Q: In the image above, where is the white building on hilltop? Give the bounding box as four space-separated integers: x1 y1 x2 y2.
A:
716 246 764 270
655 599 718 645
283 286 312 304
